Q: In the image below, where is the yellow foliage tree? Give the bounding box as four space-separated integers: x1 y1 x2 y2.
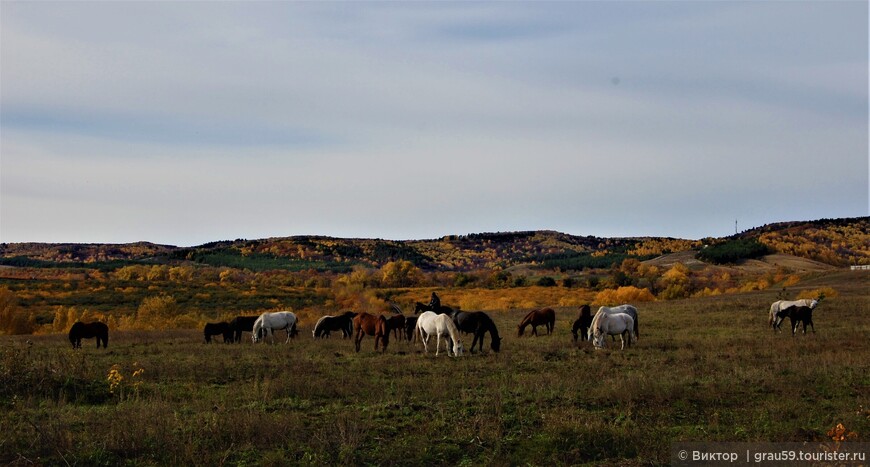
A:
135 295 179 330
380 261 423 288
594 286 655 305
0 287 37 335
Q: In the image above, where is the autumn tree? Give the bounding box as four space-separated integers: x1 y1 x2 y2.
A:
135 295 179 330
0 287 36 335
380 261 423 288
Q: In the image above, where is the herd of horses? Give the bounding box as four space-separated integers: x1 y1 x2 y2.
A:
67 296 824 352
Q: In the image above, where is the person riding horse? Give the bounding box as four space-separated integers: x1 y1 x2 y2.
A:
428 292 441 312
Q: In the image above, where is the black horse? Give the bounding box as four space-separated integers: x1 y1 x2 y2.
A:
414 302 455 315
204 321 233 343
453 311 502 353
313 311 357 338
68 321 109 349
571 304 593 343
229 316 259 343
775 305 816 336
404 316 418 342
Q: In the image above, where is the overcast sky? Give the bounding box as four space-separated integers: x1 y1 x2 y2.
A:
1 1 867 246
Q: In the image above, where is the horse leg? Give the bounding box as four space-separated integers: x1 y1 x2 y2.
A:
354 329 363 352
435 334 442 357
420 330 429 354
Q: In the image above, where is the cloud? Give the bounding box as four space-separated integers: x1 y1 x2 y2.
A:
1 1 866 245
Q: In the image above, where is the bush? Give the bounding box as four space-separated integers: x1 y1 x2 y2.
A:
696 238 771 265
593 286 655 305
536 277 557 287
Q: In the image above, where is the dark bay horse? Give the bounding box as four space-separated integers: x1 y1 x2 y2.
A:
571 304 593 343
453 311 501 353
775 305 816 336
313 311 357 338
414 302 455 315
68 321 109 349
353 312 389 352
404 316 419 342
517 308 555 337
385 314 406 340
204 321 233 343
229 316 258 343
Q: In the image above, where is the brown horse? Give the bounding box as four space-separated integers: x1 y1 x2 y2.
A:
385 314 406 340
517 308 555 337
353 312 389 352
571 304 593 343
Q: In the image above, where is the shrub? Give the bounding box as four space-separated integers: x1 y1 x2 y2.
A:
593 286 655 305
536 277 557 287
696 238 771 265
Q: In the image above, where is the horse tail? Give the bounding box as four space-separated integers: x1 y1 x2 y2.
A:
378 316 389 348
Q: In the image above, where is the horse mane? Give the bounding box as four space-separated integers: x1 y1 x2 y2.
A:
483 314 500 338
520 310 536 325
313 315 329 337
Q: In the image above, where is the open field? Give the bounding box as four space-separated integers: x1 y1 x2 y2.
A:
1 271 868 465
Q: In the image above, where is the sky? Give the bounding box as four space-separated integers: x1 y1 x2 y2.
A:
1 1 867 247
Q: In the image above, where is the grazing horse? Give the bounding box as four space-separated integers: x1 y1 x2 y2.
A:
769 299 819 331
414 302 455 315
416 311 464 357
571 304 593 343
229 316 258 343
204 321 233 343
592 305 639 340
312 311 356 339
403 316 419 342
590 312 635 350
517 308 555 337
453 311 501 353
68 321 109 349
353 312 389 352
252 312 298 344
385 314 406 340
774 305 817 336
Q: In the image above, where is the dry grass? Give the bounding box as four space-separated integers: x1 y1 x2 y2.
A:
1 271 867 465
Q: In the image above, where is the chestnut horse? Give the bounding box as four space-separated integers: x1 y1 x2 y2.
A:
353 312 389 352
517 308 555 337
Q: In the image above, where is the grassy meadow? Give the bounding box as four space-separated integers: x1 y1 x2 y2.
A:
1 271 868 466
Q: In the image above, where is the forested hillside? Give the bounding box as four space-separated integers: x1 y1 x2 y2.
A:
1 217 867 271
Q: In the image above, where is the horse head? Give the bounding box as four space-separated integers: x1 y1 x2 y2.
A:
491 336 502 353
452 339 465 357
592 328 606 349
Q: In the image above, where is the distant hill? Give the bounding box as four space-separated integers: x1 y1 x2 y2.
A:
1 217 867 272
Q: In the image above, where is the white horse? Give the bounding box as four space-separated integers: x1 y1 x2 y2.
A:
769 299 819 331
590 312 635 350
416 311 464 357
252 311 298 344
589 305 639 341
